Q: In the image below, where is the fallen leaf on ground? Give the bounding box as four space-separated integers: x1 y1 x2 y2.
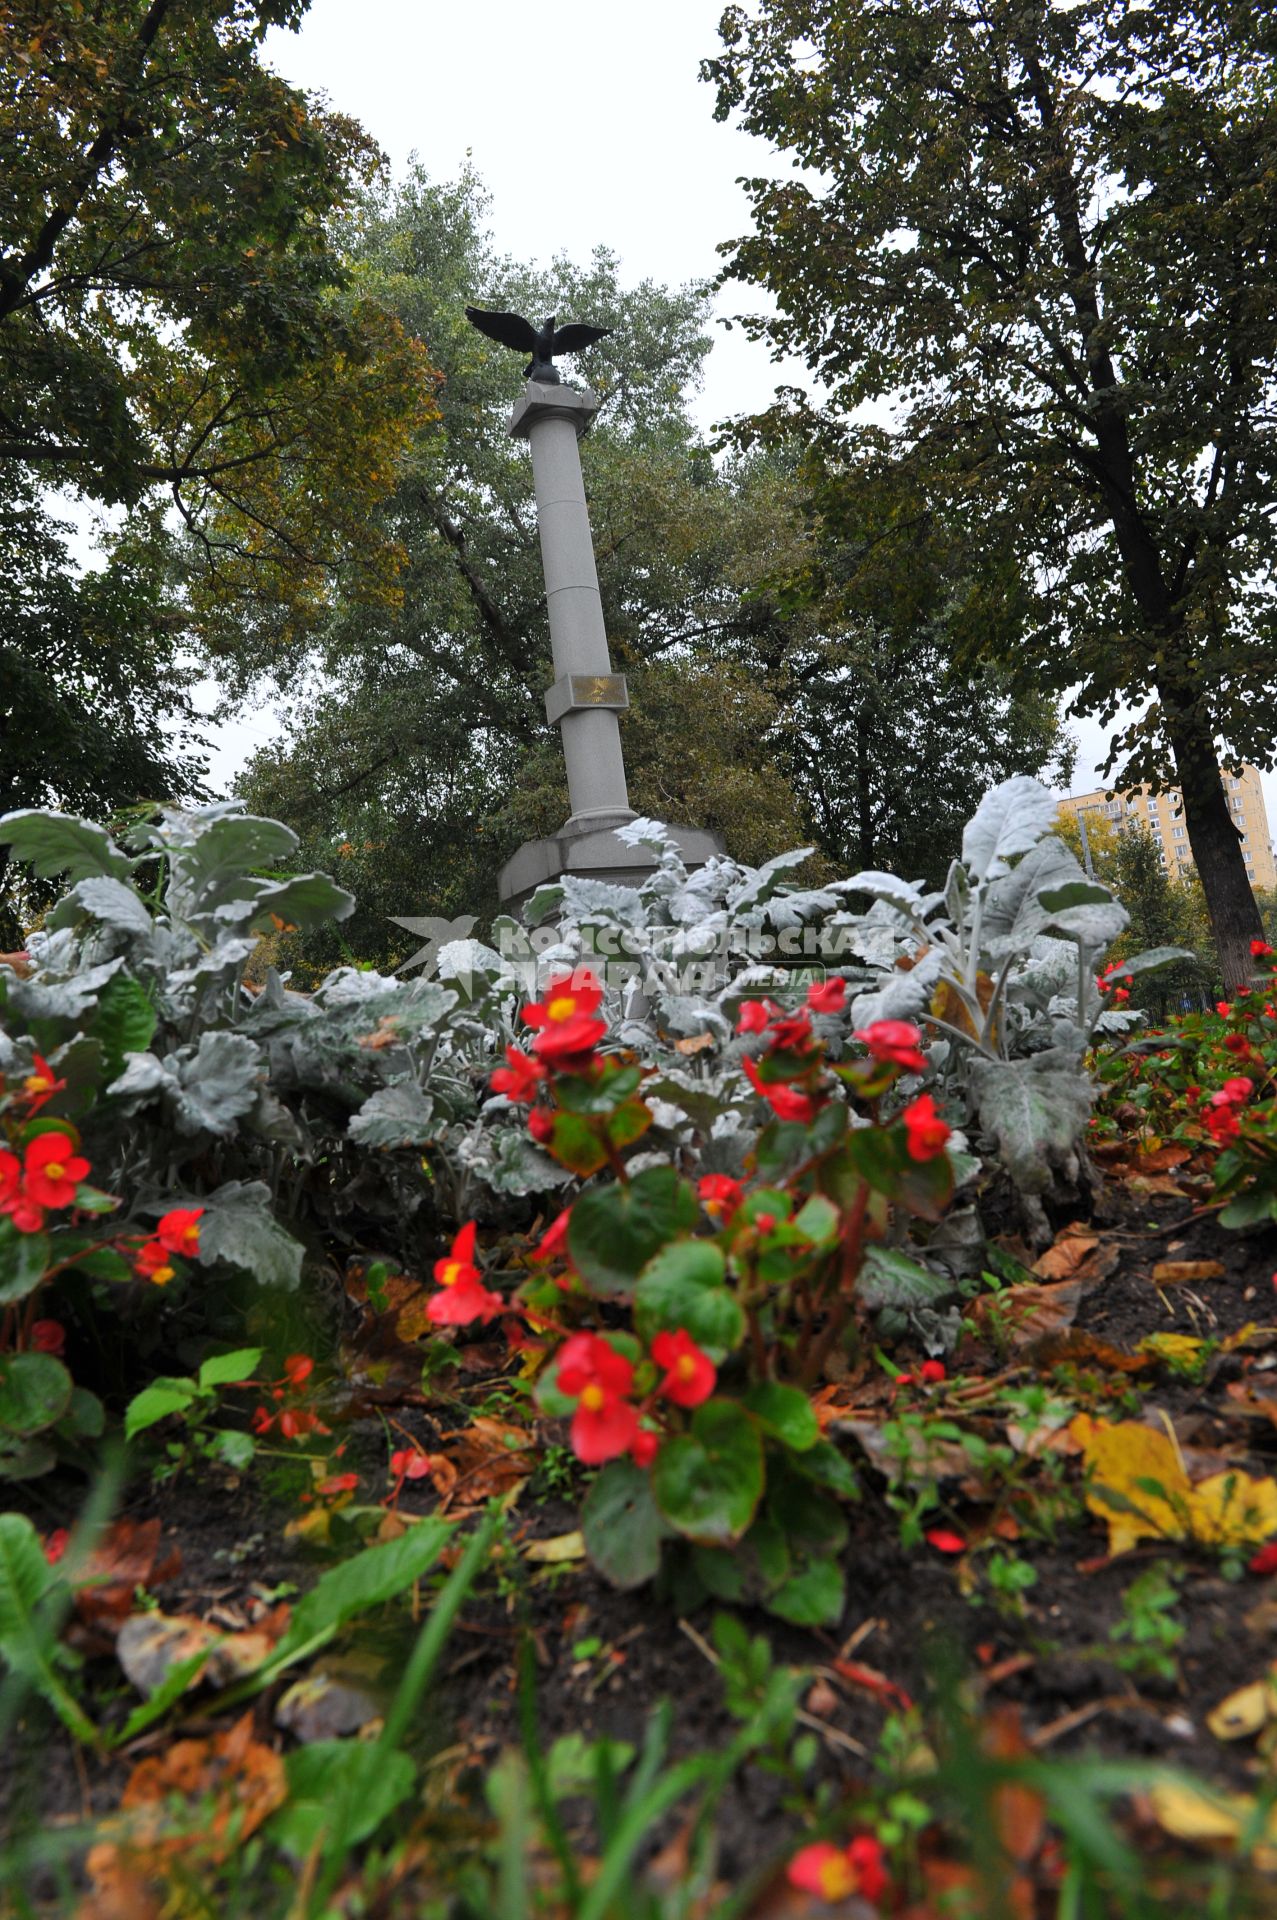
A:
1206 1667 1277 1742
275 1670 381 1741
841 1418 971 1483
1144 1779 1277 1863
74 1518 181 1631
1150 1260 1227 1285
1071 1413 1277 1555
832 1658 914 1713
85 1712 287 1896
116 1611 279 1697
435 1415 536 1510
523 1529 585 1564
972 1281 1082 1351
1031 1222 1119 1287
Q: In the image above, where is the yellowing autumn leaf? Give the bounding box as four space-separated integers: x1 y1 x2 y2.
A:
1148 1780 1277 1865
1207 1668 1277 1743
1070 1414 1277 1555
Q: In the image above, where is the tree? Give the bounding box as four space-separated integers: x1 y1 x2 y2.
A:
0 472 207 941
238 169 1071 967
235 169 817 966
705 0 1277 986
0 0 433 837
731 452 1071 883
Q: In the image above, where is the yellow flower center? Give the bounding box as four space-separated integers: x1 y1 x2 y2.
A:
25 1074 51 1095
580 1383 606 1412
149 1264 175 1287
547 994 578 1023
44 1161 65 1182
677 1354 698 1381
819 1855 857 1901
439 1259 464 1287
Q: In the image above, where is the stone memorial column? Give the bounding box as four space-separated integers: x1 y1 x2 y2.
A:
509 380 634 832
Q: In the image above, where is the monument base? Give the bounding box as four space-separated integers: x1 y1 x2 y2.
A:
498 820 725 915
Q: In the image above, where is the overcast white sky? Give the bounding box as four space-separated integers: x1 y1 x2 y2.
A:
200 0 1271 833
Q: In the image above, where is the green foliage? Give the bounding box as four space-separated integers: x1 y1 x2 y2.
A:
234 166 1070 957
1094 951 1277 1227
706 0 1275 980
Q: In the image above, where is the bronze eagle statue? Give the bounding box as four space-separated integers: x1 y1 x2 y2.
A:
464 305 611 383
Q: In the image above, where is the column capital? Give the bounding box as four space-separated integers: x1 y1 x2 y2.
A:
509 380 600 442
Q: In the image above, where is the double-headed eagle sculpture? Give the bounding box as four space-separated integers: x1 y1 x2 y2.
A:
464 304 611 383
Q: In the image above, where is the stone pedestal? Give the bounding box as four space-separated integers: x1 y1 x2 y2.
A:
497 378 724 912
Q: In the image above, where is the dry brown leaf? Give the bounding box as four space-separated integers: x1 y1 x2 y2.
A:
972 1280 1082 1351
74 1518 180 1631
841 1417 971 1482
85 1712 287 1897
982 1705 1046 1864
1031 1221 1119 1287
1134 1144 1193 1172
1127 1172 1195 1196
1028 1331 1151 1375
1150 1260 1227 1285
116 1610 279 1697
435 1414 536 1510
674 1032 716 1056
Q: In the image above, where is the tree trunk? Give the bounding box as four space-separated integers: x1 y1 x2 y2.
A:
1160 688 1264 991
855 706 873 870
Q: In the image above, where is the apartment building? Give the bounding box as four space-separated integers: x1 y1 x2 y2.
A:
1057 764 1276 892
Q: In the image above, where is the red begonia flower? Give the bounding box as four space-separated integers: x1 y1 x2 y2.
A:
0 1151 42 1233
1249 1541 1277 1576
572 1389 640 1464
527 1107 556 1143
1250 939 1273 959
787 1834 887 1903
155 1207 203 1257
630 1428 660 1468
434 1220 479 1289
43 1529 70 1566
919 1359 946 1385
1203 1105 1240 1144
523 970 607 1063
652 1328 716 1408
736 998 774 1034
317 1472 360 1496
854 1018 929 1073
1216 1000 1233 1018
531 1207 571 1261
30 1319 65 1355
283 1353 314 1387
135 1238 177 1286
1219 1077 1254 1105
23 1132 90 1210
925 1528 967 1554
426 1274 504 1326
556 1333 640 1465
768 1010 815 1053
742 1055 816 1122
902 1093 950 1162
807 977 847 1014
491 1045 545 1103
389 1449 432 1481
698 1173 744 1221
22 1055 65 1113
